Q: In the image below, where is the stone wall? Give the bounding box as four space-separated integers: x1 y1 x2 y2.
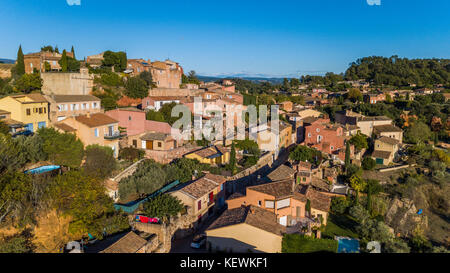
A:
133 210 197 253
41 69 94 95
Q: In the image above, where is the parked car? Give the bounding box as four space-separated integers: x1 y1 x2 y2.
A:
190 234 207 249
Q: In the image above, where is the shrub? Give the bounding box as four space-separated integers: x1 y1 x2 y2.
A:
362 157 376 170
119 147 144 162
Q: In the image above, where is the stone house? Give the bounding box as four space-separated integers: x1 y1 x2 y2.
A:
54 113 121 157
44 94 101 124
227 180 331 227
373 124 403 143
206 205 285 253
24 50 74 74
170 174 227 227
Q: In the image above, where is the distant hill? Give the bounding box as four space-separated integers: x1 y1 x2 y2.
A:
198 75 285 84
0 58 15 64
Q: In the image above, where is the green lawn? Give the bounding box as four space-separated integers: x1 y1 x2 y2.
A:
323 214 359 239
282 234 338 253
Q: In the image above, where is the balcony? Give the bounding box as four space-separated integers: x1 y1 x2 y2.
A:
104 131 124 140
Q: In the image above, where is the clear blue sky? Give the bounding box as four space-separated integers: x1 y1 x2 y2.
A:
0 0 449 77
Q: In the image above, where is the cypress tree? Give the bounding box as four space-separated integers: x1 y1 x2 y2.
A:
345 141 351 171
16 45 25 76
71 46 76 60
228 142 237 175
305 199 311 217
60 50 68 72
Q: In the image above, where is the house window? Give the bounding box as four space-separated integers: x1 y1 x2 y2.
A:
198 200 202 210
331 146 334 150
316 128 320 132
258 200 262 207
220 184 224 191
94 128 99 137
133 140 137 147
129 116 132 121
308 133 311 138
26 109 31 116
276 198 291 209
158 142 162 148
265 200 274 208
209 192 214 203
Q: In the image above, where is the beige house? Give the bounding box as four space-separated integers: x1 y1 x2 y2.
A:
372 136 400 165
44 94 101 124
0 94 49 132
139 132 177 151
206 205 285 253
170 174 226 227
54 113 120 157
335 110 393 136
373 124 403 143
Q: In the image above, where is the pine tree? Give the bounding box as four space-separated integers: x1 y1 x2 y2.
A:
60 50 68 72
16 45 25 76
345 141 351 172
71 46 76 60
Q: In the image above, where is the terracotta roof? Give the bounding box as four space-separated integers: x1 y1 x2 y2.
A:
267 164 296 182
372 150 392 159
207 205 285 236
187 146 229 159
376 136 400 145
54 122 76 132
179 173 226 199
373 124 403 133
100 231 147 253
140 132 170 141
46 95 100 103
292 185 331 212
0 109 10 115
11 93 48 103
247 180 293 199
145 120 172 134
75 113 118 128
302 117 320 124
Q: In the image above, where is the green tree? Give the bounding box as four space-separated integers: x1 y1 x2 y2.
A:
347 88 363 102
305 199 311 217
349 133 368 151
125 77 148 99
71 46 76 60
0 230 35 253
48 171 114 237
0 120 9 135
38 127 84 168
44 61 51 72
60 50 68 72
404 121 432 144
14 73 42 93
143 194 184 220
139 71 155 88
15 45 25 77
227 142 237 174
0 172 31 224
349 175 367 194
345 141 351 171
146 109 165 122
362 157 376 170
83 145 117 179
289 145 322 166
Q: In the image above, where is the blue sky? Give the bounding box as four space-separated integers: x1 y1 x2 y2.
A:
0 0 449 77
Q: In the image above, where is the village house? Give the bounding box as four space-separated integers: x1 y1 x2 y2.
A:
126 59 152 76
184 145 230 166
139 132 177 151
373 124 403 143
364 93 386 104
0 109 25 134
44 94 101 123
251 121 293 159
150 60 183 89
335 110 392 136
84 231 153 253
302 117 346 156
267 164 297 182
170 173 227 227
54 113 121 157
0 94 49 132
86 52 105 68
227 180 331 227
105 107 147 137
23 50 74 74
206 205 285 253
371 136 401 165
141 96 181 111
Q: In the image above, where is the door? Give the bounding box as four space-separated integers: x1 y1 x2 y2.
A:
296 206 302 217
146 140 153 150
279 216 287 226
376 158 383 165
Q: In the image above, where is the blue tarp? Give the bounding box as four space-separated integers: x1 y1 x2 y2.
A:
114 180 181 213
25 165 61 174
